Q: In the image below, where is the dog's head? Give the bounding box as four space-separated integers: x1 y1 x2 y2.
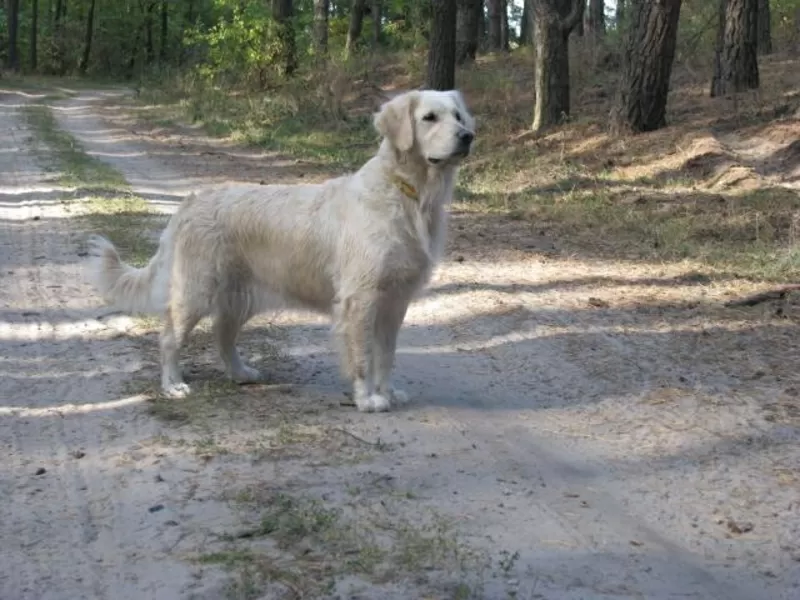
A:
374 90 475 166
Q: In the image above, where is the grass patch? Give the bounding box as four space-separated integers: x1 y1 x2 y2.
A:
73 195 163 267
23 103 129 191
136 63 380 171
460 180 800 281
202 489 489 599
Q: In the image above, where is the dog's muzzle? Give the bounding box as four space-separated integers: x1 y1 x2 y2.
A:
453 130 474 158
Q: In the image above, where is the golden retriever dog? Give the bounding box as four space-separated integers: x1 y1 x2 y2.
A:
86 89 475 412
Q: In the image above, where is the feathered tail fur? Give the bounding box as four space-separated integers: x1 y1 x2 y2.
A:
86 230 171 315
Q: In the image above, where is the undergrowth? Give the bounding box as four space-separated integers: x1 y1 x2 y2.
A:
130 45 800 282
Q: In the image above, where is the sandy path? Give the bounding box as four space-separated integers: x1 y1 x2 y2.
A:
0 92 228 599
1 89 798 599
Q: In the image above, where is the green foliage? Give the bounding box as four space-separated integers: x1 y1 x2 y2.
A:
186 1 276 88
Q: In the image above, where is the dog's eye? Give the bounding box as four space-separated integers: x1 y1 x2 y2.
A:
422 112 437 122
454 111 462 122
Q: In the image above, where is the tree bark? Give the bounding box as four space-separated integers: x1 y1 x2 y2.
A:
757 0 772 54
30 0 39 71
78 0 96 74
313 0 329 55
478 2 486 49
427 0 457 90
500 0 510 50
345 0 366 57
372 0 382 46
532 0 585 132
272 0 297 76
612 0 682 133
127 26 141 78
145 1 155 64
487 0 502 50
159 0 168 63
456 0 482 64
5 0 20 71
587 0 605 36
520 0 534 45
711 0 759 97
794 8 800 56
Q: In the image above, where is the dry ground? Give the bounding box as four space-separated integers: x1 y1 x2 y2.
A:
1 57 799 600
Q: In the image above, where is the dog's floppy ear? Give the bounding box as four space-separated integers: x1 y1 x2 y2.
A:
374 91 419 153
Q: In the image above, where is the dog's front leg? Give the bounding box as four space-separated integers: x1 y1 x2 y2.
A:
334 293 388 412
373 294 411 407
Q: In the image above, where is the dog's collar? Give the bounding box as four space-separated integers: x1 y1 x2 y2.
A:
391 174 419 201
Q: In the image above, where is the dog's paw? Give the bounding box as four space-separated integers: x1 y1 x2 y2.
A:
231 365 262 384
356 393 392 413
163 382 191 398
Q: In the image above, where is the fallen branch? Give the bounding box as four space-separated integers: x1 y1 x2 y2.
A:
330 427 384 448
724 284 800 307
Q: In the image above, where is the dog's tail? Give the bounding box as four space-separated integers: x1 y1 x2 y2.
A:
86 231 171 315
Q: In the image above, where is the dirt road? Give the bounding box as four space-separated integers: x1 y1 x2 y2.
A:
1 89 798 599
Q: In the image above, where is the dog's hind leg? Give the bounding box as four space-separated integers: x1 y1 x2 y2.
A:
160 306 202 398
214 308 261 384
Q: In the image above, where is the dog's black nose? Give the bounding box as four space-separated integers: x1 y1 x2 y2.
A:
458 130 474 145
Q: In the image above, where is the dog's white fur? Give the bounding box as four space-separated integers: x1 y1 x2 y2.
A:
86 89 475 412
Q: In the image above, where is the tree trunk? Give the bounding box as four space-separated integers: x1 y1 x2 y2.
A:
427 0 457 90
30 0 39 71
345 0 366 57
587 0 604 36
145 1 155 64
612 0 682 133
456 0 482 63
500 0 510 50
794 8 800 56
520 0 534 45
710 0 759 97
78 0 96 74
757 0 772 54
5 0 20 71
272 0 297 76
159 0 168 63
532 0 585 132
127 26 141 78
180 0 196 65
615 0 625 30
313 0 329 55
478 3 486 49
487 0 502 50
372 0 382 46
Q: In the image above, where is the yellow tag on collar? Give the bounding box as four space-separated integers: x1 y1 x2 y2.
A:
392 174 419 201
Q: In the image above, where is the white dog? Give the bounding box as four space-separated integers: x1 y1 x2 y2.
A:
87 89 475 412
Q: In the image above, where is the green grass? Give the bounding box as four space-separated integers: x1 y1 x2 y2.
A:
22 101 160 270
136 72 378 171
200 489 489 599
23 103 129 191
459 168 800 281
75 195 163 267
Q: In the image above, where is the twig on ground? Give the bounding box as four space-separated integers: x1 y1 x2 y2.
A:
330 427 384 447
724 285 800 307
